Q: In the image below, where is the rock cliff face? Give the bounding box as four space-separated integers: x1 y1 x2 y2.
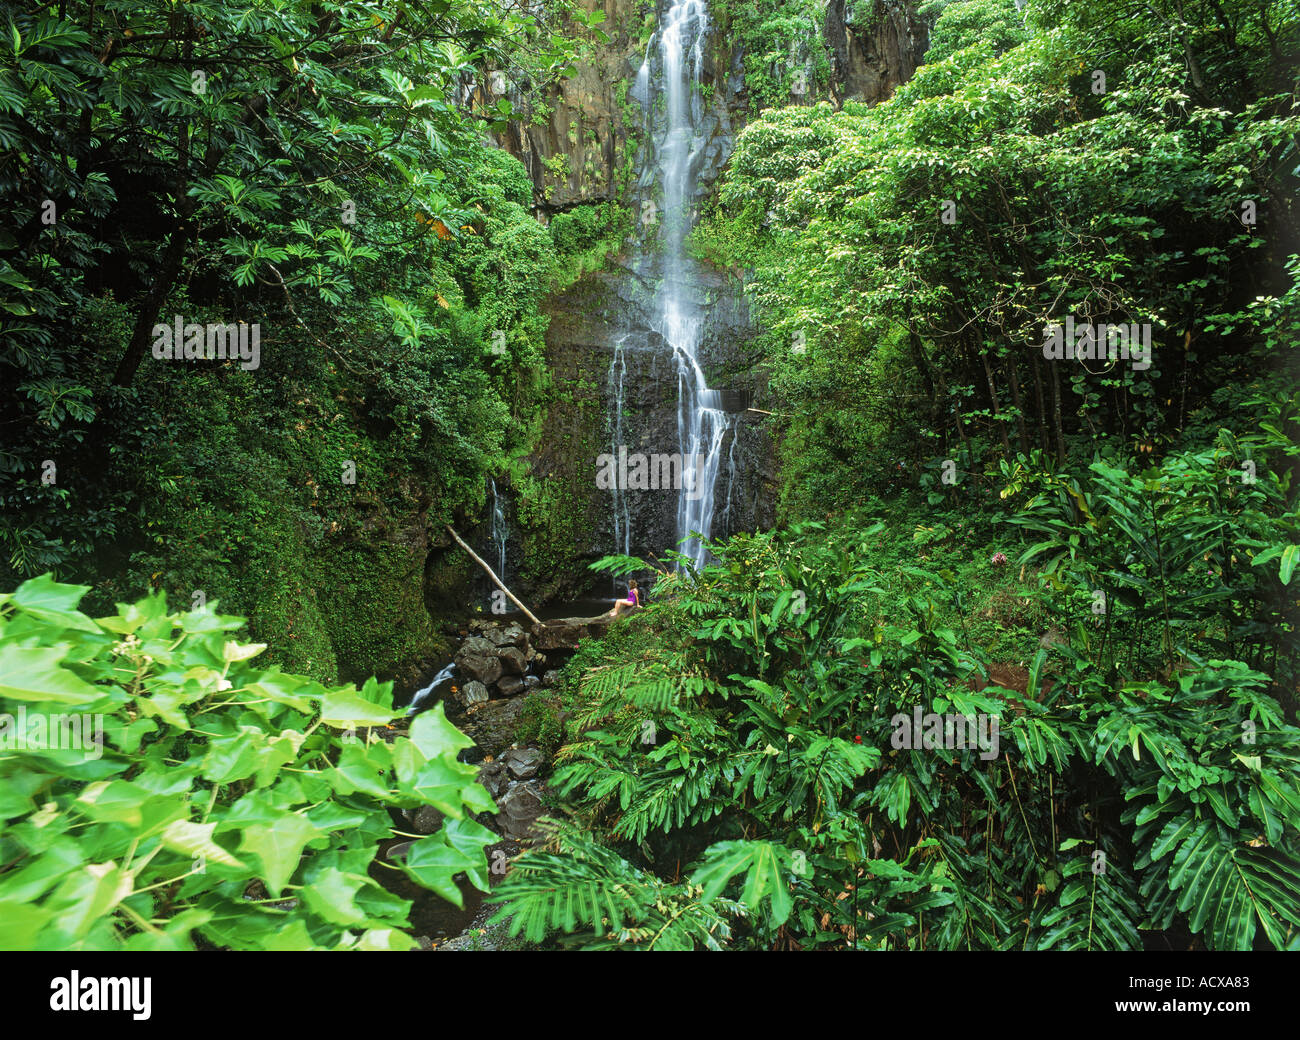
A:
825 0 930 105
496 0 645 214
473 0 928 601
516 254 775 597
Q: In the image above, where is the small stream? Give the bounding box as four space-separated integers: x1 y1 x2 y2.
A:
377 608 598 951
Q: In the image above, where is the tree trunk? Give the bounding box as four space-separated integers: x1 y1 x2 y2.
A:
1029 351 1050 455
111 222 190 386
979 347 1013 456
1004 352 1031 456
1048 358 1067 465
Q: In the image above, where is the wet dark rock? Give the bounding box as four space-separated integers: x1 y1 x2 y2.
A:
411 805 445 835
455 636 503 685
498 646 527 675
496 675 525 697
491 622 529 648
458 680 489 707
523 675 541 691
497 782 544 840
531 616 612 651
503 747 544 781
477 760 509 799
458 698 526 758
825 0 929 105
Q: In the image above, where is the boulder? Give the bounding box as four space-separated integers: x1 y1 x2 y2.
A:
497 782 544 840
542 670 561 687
498 646 527 675
523 675 541 691
531 618 608 651
496 675 525 697
483 622 529 649
455 636 503 685
477 759 509 799
457 680 489 707
503 747 544 781
410 805 444 835
458 698 526 758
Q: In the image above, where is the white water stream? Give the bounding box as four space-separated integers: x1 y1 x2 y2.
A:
635 0 733 571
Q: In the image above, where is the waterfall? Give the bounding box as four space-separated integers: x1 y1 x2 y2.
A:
407 661 456 717
638 0 734 572
607 333 632 559
722 428 739 537
488 477 508 581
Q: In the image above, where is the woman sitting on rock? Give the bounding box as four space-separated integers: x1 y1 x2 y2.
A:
608 579 640 618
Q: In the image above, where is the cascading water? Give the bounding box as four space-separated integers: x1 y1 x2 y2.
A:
722 431 739 537
637 0 733 572
406 661 455 717
607 333 632 559
488 477 508 581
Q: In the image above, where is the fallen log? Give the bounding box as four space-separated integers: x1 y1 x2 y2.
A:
444 524 542 626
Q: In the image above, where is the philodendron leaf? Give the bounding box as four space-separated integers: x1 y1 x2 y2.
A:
318 687 396 728
159 820 247 869
238 815 323 896
0 644 108 705
301 866 370 926
401 831 486 906
408 702 474 757
10 573 101 633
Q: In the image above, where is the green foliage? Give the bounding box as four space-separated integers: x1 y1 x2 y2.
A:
0 0 586 679
0 576 495 950
547 203 630 289
925 0 1029 63
710 0 833 112
489 824 745 949
515 693 566 758
702 0 1300 515
490 447 1300 948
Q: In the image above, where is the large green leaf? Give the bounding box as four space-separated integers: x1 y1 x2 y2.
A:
691 840 793 927
238 815 323 897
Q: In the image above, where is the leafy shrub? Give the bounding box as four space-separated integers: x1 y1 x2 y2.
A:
515 693 566 758
0 576 496 950
490 486 1300 950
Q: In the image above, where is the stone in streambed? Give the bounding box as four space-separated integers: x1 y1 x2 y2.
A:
476 759 509 799
455 636 503 684
503 747 544 781
497 782 544 840
498 647 527 675
496 675 525 697
530 616 612 651
459 698 526 758
483 622 528 649
410 805 444 835
458 680 489 707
